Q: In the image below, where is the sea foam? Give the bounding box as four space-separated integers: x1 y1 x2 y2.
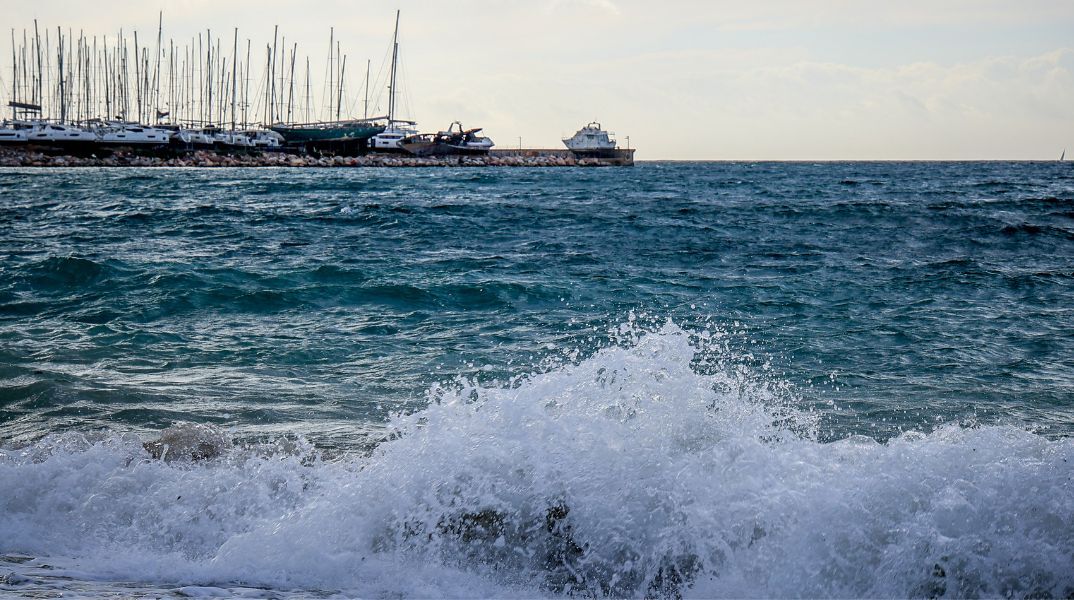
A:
1 323 1072 597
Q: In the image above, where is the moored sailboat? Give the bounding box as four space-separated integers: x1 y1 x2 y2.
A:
0 120 31 144
97 121 171 145
370 11 419 153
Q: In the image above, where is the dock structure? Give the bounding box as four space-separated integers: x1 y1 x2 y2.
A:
490 148 635 166
0 146 635 167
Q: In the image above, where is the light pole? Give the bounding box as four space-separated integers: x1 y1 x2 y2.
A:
518 136 522 150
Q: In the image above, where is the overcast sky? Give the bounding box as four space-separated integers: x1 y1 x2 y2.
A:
5 0 1073 159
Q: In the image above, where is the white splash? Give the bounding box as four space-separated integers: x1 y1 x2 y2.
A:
1 322 1072 598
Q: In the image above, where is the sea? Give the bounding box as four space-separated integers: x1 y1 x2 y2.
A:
1 162 1072 598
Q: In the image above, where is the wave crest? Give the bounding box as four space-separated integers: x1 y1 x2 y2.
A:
1 323 1072 597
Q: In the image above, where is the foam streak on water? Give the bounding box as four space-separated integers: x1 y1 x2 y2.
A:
2 325 1072 598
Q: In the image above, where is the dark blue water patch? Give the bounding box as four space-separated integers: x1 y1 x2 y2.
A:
0 162 1073 448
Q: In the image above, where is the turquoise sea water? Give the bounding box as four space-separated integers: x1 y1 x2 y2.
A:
1 163 1073 597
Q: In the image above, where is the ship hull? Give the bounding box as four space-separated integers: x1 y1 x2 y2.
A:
269 123 384 144
401 141 490 157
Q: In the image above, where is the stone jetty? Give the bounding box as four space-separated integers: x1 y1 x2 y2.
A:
0 147 629 168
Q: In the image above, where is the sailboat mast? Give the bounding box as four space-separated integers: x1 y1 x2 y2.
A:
287 43 296 123
56 27 65 122
9 29 16 119
33 20 41 109
270 25 277 123
364 58 369 120
154 12 162 121
264 45 270 126
231 28 237 131
206 29 212 125
134 30 141 123
336 52 345 121
387 9 399 123
243 39 250 128
327 27 333 121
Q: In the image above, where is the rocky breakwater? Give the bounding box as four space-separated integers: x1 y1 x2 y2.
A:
0 148 621 168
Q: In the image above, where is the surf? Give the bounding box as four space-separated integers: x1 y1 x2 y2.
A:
1 321 1072 598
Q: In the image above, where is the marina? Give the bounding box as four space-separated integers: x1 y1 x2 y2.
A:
1 12 634 166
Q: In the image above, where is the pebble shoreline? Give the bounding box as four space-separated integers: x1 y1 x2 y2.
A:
0 148 619 168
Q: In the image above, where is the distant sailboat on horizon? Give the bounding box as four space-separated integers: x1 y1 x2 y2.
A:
1061 149 1066 161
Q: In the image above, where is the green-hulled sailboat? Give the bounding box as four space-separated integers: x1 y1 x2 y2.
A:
269 119 384 144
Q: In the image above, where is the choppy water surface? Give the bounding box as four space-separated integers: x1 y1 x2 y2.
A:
1 163 1073 597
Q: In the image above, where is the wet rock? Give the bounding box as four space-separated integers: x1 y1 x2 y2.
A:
143 422 232 462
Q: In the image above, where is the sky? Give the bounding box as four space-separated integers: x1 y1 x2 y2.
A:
4 0 1074 160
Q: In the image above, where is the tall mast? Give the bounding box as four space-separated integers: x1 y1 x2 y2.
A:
33 20 41 109
277 35 285 121
231 28 237 131
44 29 50 118
336 52 345 121
206 29 212 125
243 39 250 128
56 27 65 121
327 27 333 121
287 43 296 123
169 39 175 122
264 45 270 125
9 29 16 119
154 11 162 120
197 33 202 123
270 25 277 123
134 30 141 122
387 10 399 123
364 58 369 120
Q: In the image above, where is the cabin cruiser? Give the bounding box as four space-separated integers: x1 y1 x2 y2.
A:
97 121 170 145
563 122 620 157
400 121 494 156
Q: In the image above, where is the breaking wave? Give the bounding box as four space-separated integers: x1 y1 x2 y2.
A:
2 322 1072 597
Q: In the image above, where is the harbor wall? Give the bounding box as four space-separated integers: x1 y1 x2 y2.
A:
0 146 635 167
491 148 635 166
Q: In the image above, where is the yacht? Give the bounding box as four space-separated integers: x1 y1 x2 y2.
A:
203 126 252 150
371 121 418 152
25 121 98 145
563 122 620 157
0 121 29 144
246 129 284 149
97 122 170 145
